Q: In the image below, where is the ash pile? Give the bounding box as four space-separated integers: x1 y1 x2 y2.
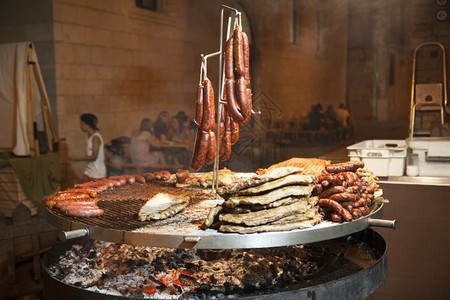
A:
46 240 334 299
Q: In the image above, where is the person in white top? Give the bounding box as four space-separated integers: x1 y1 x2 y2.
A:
73 113 107 182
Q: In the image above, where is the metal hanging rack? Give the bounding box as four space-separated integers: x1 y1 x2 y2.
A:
196 5 242 192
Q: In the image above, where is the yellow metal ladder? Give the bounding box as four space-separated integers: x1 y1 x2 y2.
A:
409 42 447 137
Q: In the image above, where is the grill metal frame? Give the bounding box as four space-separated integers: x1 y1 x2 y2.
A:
47 199 386 249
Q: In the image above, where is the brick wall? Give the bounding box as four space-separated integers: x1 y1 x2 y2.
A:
50 0 348 185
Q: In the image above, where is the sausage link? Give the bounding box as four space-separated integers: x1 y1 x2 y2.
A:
74 182 110 192
321 180 330 189
46 197 95 208
108 176 127 186
318 173 334 183
142 172 156 182
65 207 104 217
56 200 98 210
341 171 359 186
176 169 190 184
331 213 342 223
225 79 245 123
240 88 253 125
318 199 353 222
320 185 346 198
225 37 234 80
312 183 323 196
326 161 365 173
235 77 249 121
345 185 360 194
132 174 146 184
233 26 245 77
154 170 171 181
230 120 239 145
242 31 250 85
330 192 357 202
59 189 97 198
50 193 91 201
340 201 354 212
194 83 204 128
191 130 210 171
201 78 215 131
352 205 370 219
122 175 136 184
205 130 216 164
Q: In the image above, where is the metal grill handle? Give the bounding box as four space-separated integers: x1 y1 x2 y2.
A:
59 228 90 241
369 218 397 229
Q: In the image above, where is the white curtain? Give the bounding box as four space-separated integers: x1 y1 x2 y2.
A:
0 42 40 156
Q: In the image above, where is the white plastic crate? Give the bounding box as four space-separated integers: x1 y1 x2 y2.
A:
406 137 450 177
347 139 408 177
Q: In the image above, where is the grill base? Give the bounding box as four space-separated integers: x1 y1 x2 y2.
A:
42 229 387 300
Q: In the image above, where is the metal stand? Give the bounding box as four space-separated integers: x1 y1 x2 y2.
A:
196 5 242 192
409 42 448 137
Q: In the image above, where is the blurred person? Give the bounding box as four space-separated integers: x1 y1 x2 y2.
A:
324 104 338 128
72 113 107 182
307 104 324 130
130 118 166 165
166 116 193 165
336 103 352 128
153 111 170 141
336 103 353 139
167 115 193 143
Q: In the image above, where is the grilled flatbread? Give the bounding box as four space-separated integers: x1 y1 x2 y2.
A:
138 193 189 221
250 196 303 210
224 184 314 208
237 174 314 195
219 212 323 233
217 166 303 195
219 197 317 226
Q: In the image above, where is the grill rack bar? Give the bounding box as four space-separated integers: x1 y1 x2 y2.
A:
49 202 395 249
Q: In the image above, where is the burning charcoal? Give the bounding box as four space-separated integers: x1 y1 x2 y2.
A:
172 283 183 294
179 273 197 286
148 274 166 288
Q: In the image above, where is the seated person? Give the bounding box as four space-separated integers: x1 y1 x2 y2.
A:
167 116 192 143
165 116 192 165
130 118 166 165
153 111 170 141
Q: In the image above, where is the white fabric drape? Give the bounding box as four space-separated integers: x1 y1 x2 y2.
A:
0 42 40 156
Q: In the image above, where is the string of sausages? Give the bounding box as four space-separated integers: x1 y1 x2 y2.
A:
312 160 377 222
191 77 216 171
191 25 252 171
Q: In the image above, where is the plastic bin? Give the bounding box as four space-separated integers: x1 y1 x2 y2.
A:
347 140 408 177
406 137 450 177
